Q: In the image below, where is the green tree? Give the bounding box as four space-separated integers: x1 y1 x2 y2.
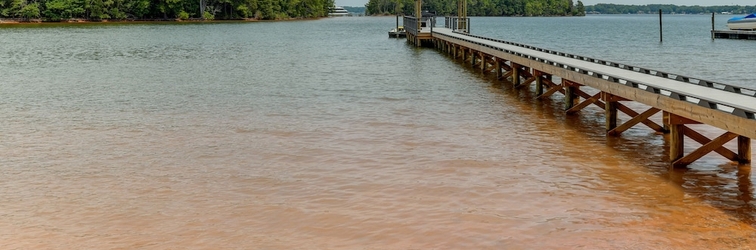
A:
19 2 40 19
574 0 583 16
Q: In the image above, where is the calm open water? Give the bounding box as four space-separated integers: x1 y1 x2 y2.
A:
1 15 756 249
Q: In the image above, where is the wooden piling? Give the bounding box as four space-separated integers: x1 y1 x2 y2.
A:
711 12 715 40
511 63 520 87
739 136 752 164
480 53 486 72
669 124 685 165
659 9 663 43
495 59 502 79
535 70 543 96
605 93 618 131
471 51 476 66
564 80 579 110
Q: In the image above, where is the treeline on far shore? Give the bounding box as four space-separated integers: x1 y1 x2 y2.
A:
366 0 586 16
0 0 334 21
586 4 756 15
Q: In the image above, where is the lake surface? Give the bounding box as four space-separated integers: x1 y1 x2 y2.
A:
1 15 756 249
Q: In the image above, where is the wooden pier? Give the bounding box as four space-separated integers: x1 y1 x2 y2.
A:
712 30 756 40
404 17 755 168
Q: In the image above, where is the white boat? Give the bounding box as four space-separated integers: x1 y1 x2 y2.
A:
388 26 405 38
328 6 350 17
727 13 756 30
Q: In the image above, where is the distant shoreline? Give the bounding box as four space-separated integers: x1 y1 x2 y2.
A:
0 17 323 25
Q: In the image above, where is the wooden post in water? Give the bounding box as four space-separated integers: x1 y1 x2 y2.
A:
564 80 579 110
480 53 486 72
511 63 520 87
535 71 544 96
471 51 476 67
604 93 618 131
739 136 752 164
662 111 671 133
495 58 502 79
659 9 663 43
711 12 715 40
669 124 684 165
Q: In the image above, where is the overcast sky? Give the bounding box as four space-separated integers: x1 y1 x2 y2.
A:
336 0 755 8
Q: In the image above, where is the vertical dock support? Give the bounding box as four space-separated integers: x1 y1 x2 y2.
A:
669 123 685 165
739 136 752 164
480 53 486 72
471 50 476 67
495 58 502 79
603 92 618 131
711 12 715 40
511 63 520 87
534 70 543 95
564 80 580 110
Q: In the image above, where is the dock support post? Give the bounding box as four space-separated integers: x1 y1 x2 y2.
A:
396 15 399 36
604 92 618 132
480 53 486 72
662 111 671 133
471 51 476 67
495 59 502 79
564 80 580 110
669 123 685 166
711 12 715 40
534 70 543 95
511 63 520 87
739 136 752 164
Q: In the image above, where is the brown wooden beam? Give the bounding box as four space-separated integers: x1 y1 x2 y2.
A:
682 128 739 161
665 113 702 125
511 62 521 86
673 132 739 167
534 70 544 96
616 103 665 132
515 76 536 89
567 92 602 114
495 58 502 79
739 136 752 164
537 77 564 99
606 96 618 131
480 52 487 72
669 124 685 165
470 49 476 66
607 107 661 135
563 80 580 110
500 71 513 81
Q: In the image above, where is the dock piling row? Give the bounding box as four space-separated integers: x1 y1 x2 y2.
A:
412 27 755 168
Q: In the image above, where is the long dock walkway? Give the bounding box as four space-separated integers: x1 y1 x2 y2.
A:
406 21 755 167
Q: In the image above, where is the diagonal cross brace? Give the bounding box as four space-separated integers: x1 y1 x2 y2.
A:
607 107 661 135
673 132 739 167
616 103 665 132
682 128 739 161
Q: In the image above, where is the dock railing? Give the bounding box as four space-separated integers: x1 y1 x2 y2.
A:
451 30 756 104
404 16 418 36
444 16 470 33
